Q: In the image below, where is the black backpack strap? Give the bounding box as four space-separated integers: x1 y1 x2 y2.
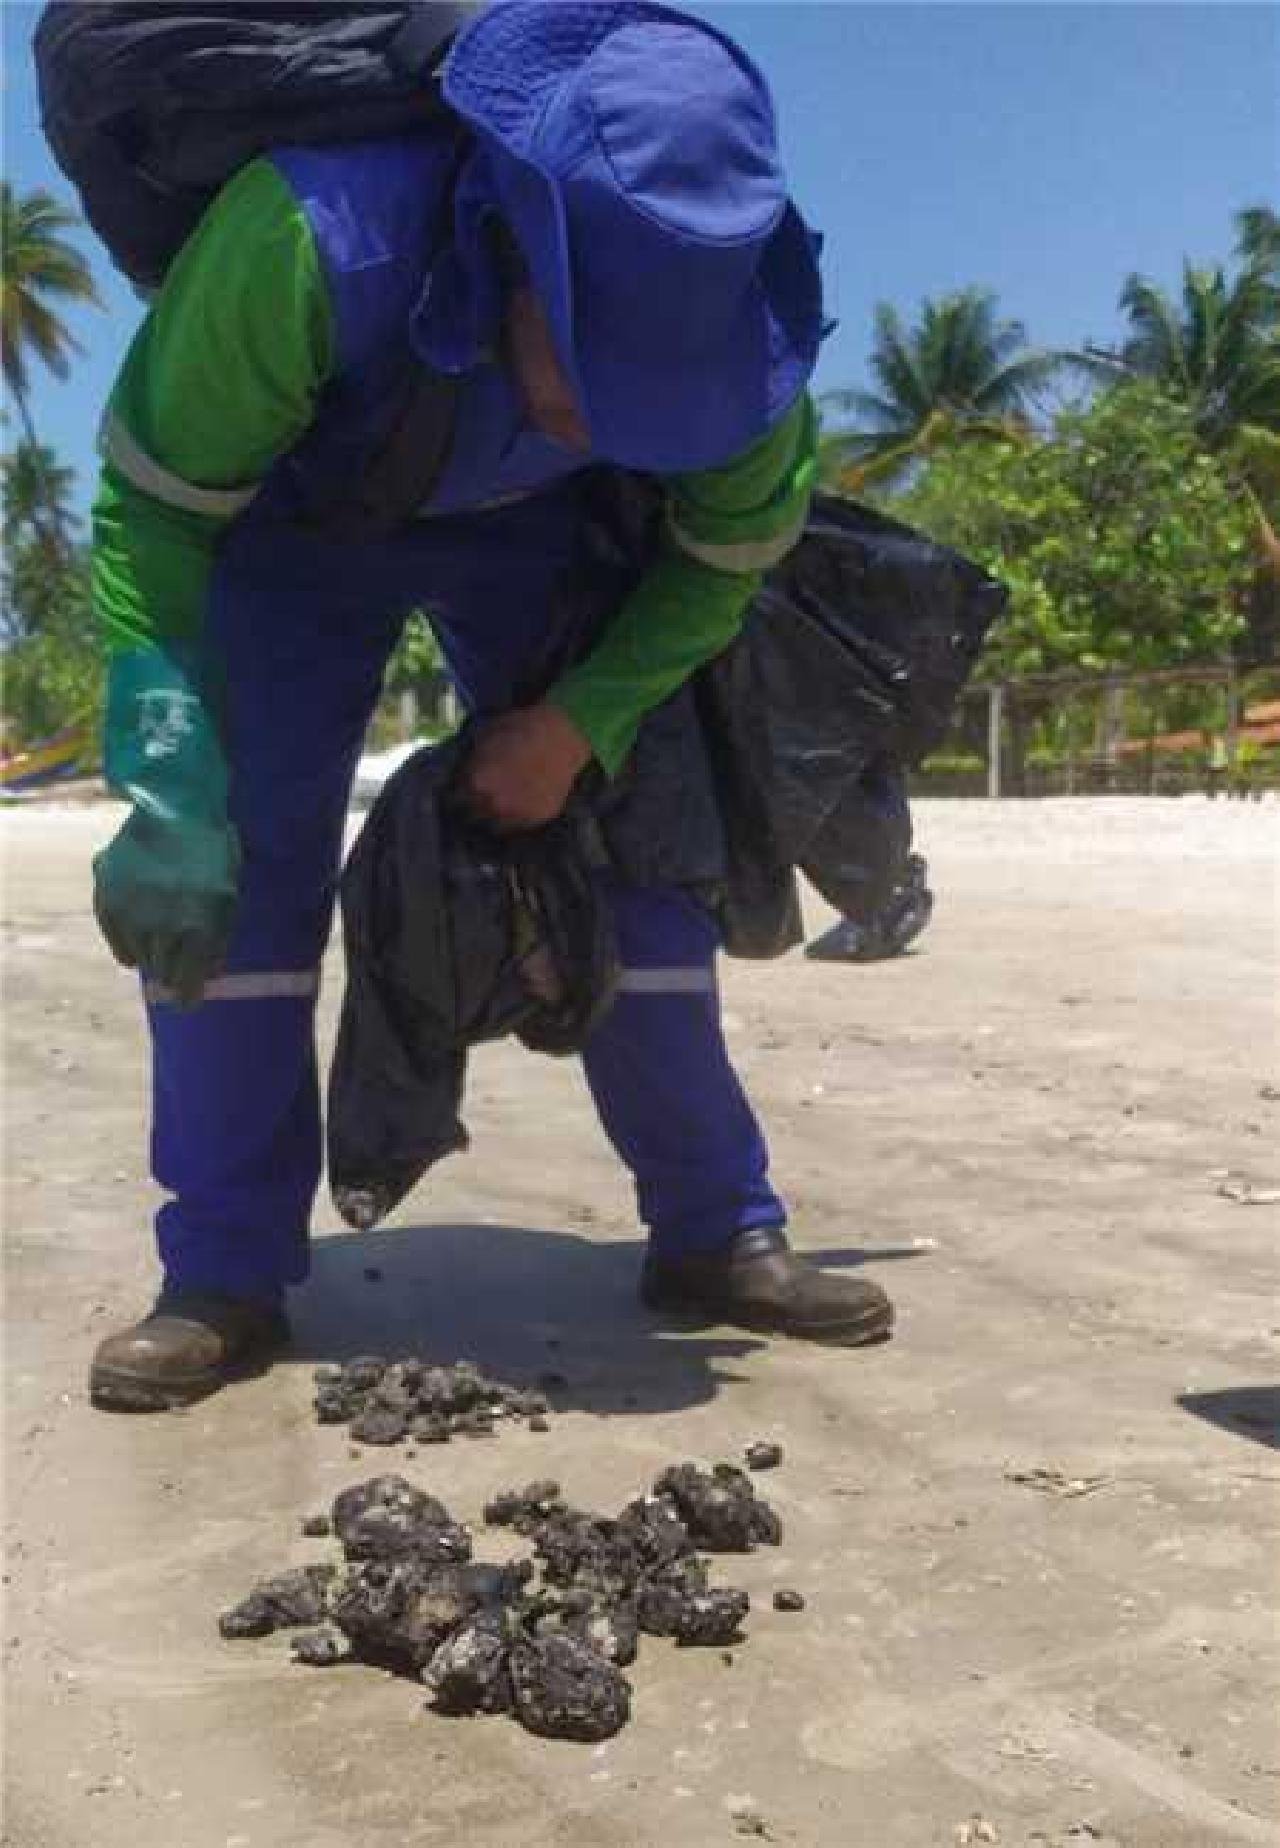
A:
308 359 463 543
386 3 475 78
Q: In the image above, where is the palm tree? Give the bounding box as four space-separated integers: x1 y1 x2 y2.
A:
1108 217 1278 543
1082 210 1280 655
1237 205 1280 281
1 441 85 650
1079 210 1278 446
820 288 1067 493
1 185 100 548
1110 262 1279 449
2 440 79 548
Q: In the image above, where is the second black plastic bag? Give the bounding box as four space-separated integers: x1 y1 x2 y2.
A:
695 494 1003 951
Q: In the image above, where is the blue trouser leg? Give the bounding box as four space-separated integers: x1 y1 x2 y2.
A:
580 879 785 1254
150 989 320 1300
147 520 408 1300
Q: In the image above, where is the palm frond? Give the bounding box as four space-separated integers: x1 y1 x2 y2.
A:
1238 205 1280 280
13 296 81 379
1118 273 1193 390
868 302 934 425
970 350 1068 415
1 183 101 404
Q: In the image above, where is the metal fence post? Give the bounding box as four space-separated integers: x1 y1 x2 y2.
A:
987 684 1004 799
1225 663 1241 782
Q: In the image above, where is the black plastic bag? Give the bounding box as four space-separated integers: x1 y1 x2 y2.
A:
327 733 617 1230
696 493 1004 950
35 3 468 288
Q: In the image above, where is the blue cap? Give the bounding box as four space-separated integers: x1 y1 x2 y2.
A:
434 0 827 473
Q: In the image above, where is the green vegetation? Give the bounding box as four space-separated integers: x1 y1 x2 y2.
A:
893 382 1253 679
2 183 104 755
2 440 100 747
365 610 455 750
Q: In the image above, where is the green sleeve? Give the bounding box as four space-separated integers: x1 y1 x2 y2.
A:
92 158 335 656
549 393 818 776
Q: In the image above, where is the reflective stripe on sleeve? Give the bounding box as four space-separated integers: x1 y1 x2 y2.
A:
665 504 808 574
101 412 259 520
144 969 320 1005
615 966 717 995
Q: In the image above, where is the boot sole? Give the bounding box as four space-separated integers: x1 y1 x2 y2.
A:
641 1289 894 1348
89 1329 289 1413
89 1371 219 1412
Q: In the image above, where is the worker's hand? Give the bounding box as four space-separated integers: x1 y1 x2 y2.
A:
94 810 241 1005
94 645 241 1006
463 703 594 832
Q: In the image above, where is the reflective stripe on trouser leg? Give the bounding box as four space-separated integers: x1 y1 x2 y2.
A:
581 880 786 1256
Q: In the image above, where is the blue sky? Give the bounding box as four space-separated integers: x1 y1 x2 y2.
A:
3 2 1276 518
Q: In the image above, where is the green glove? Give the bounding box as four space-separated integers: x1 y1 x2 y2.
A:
93 645 241 1006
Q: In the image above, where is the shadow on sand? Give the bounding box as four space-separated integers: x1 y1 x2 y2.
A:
283 1222 922 1420
1177 1386 1279 1451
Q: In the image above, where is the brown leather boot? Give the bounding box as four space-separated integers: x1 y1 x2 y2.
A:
89 1293 290 1411
641 1227 893 1347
